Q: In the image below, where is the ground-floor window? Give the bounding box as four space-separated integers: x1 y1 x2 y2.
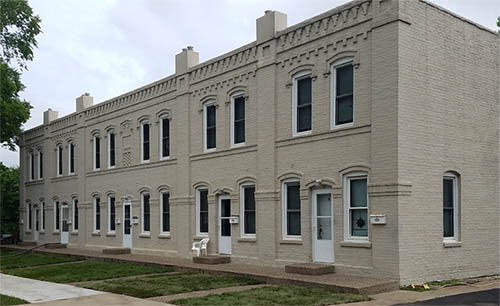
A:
241 185 256 236
344 173 368 241
42 202 45 231
282 180 301 238
28 204 32 231
141 193 150 233
160 191 170 234
108 196 116 232
443 172 459 241
72 199 78 231
196 188 209 235
93 197 100 232
54 201 60 231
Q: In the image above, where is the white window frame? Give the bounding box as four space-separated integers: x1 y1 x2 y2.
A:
159 116 170 160
292 71 313 137
53 200 60 232
37 150 43 179
68 142 75 175
203 102 217 153
331 57 355 129
93 197 100 233
108 131 116 169
56 146 63 177
159 190 170 235
41 202 45 232
140 192 150 234
343 172 369 242
230 92 246 148
72 198 78 233
28 152 34 181
443 172 459 242
196 188 209 236
140 121 150 163
93 136 100 171
108 195 116 234
240 183 256 238
281 179 301 240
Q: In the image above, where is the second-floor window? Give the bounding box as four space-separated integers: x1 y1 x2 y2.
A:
332 58 354 127
141 122 150 162
160 117 170 159
57 146 63 176
231 95 245 146
108 132 115 168
29 152 34 181
38 150 43 179
68 143 75 174
204 103 216 151
94 136 100 170
293 72 312 136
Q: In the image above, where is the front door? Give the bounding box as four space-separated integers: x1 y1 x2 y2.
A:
60 205 69 244
218 196 231 254
123 200 132 248
34 208 39 241
312 189 334 263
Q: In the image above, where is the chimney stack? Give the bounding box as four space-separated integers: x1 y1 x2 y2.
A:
256 10 287 43
43 109 58 124
76 93 93 112
175 46 199 74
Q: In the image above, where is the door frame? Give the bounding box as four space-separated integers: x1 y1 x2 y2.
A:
311 188 334 263
218 195 232 255
60 204 69 244
122 200 132 248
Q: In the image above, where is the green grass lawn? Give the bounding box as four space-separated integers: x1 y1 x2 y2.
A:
80 273 262 298
171 285 370 306
0 249 83 271
4 260 172 283
0 294 28 306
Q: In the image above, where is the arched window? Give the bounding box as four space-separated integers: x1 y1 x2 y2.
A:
331 57 354 128
282 178 301 238
203 101 217 152
343 172 368 241
443 172 460 241
240 182 255 237
292 70 312 136
160 189 170 234
196 187 209 236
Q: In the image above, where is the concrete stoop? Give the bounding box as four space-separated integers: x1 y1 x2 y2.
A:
45 243 67 249
17 241 37 246
192 255 231 265
285 263 335 276
102 248 131 255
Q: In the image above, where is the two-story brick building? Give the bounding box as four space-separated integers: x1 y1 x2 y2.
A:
19 0 499 284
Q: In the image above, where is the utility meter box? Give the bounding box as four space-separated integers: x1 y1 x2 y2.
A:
370 214 386 225
132 216 139 225
115 218 121 225
229 216 239 224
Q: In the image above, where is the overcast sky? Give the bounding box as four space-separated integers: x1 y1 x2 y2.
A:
1 0 498 167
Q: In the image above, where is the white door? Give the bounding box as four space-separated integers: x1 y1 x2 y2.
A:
312 189 334 263
123 200 132 248
34 208 39 241
218 196 231 255
60 205 69 244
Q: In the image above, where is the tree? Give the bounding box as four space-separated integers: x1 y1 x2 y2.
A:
0 0 41 150
0 162 20 238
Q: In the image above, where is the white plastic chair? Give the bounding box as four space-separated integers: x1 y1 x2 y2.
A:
192 238 209 257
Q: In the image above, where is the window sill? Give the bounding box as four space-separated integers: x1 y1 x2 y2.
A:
203 148 216 154
106 232 116 237
443 241 461 248
26 179 44 186
141 160 150 164
292 131 312 138
340 241 372 248
230 143 246 149
160 156 171 161
238 237 257 243
331 122 354 131
158 233 171 239
91 231 100 236
71 231 78 236
139 233 151 238
280 239 303 245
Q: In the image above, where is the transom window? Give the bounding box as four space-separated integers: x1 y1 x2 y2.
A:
344 173 368 241
161 117 170 159
141 192 150 233
231 95 245 146
293 72 312 136
108 132 115 168
93 136 100 170
282 180 301 238
204 103 216 152
443 173 459 241
241 185 256 236
141 122 150 162
196 188 209 235
160 191 170 234
332 58 354 127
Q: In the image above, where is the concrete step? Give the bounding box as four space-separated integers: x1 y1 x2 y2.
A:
17 241 37 246
192 255 231 265
45 243 67 249
285 263 335 276
102 248 131 255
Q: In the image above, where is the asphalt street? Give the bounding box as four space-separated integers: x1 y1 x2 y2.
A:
399 288 500 306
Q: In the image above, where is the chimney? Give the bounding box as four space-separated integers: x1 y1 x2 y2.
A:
175 46 199 75
43 109 58 124
76 93 93 112
256 10 287 43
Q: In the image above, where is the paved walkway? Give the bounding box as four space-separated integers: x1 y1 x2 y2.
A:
3 245 398 295
149 284 270 303
0 273 102 303
15 293 173 306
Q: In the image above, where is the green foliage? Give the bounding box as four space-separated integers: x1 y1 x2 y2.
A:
0 293 28 306
0 163 20 237
0 0 41 149
497 16 499 28
0 250 84 271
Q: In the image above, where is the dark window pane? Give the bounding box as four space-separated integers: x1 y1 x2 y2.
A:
58 147 63 174
28 204 32 229
207 105 216 126
162 193 170 232
297 105 312 132
244 187 255 211
206 105 216 150
336 96 353 125
235 121 245 143
95 137 100 169
109 133 115 167
70 144 75 173
336 65 353 96
199 190 208 233
443 209 454 237
350 179 367 207
287 184 300 210
110 197 115 231
221 219 231 236
287 212 301 236
443 179 454 208
143 194 150 232
56 202 60 230
200 212 208 233
207 128 216 149
162 118 170 157
234 97 245 120
221 199 231 218
297 78 311 105
351 209 368 236
244 212 255 234
124 205 131 235
39 152 43 178
74 200 79 230
95 198 100 230
42 203 45 229
200 190 208 211
30 154 34 180
244 187 256 235
143 124 150 160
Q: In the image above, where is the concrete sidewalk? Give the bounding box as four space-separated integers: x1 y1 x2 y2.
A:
0 273 101 303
